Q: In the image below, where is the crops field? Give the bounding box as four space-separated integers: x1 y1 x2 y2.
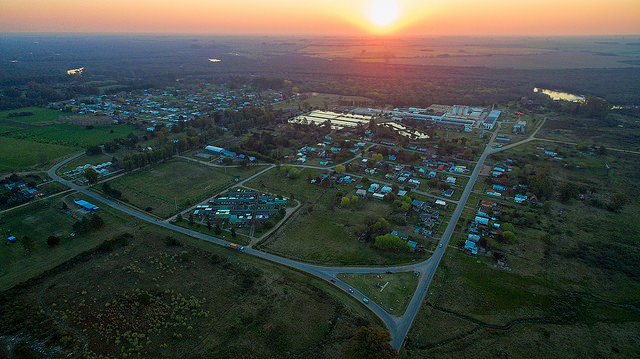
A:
5 123 138 148
0 136 76 173
0 107 63 124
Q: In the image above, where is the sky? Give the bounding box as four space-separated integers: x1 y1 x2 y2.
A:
1 0 639 36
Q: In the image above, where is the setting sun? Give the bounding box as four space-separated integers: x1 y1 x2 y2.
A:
367 0 399 27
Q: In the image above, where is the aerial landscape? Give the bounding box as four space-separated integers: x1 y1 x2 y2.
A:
0 0 639 358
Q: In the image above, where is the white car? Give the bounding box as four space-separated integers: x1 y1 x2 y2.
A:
362 297 369 304
439 243 443 248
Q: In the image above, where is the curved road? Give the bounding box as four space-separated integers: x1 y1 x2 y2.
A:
48 130 500 350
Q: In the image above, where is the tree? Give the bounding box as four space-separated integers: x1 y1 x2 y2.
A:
558 182 579 202
608 192 629 212
347 326 396 359
83 168 98 185
47 235 60 246
373 234 410 252
176 213 183 222
207 218 212 231
214 223 222 235
89 214 104 229
542 200 551 214
340 196 351 207
22 236 34 254
231 227 236 237
335 164 346 173
189 212 194 225
503 231 517 243
62 201 68 210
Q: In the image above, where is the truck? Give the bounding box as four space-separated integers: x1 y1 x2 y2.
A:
228 243 245 252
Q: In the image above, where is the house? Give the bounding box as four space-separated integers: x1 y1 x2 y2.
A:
391 230 409 240
486 190 502 197
380 186 393 194
493 185 506 191
356 189 367 197
445 176 456 185
474 216 489 225
397 190 408 197
465 240 478 255
442 188 454 197
514 194 528 204
468 234 481 242
368 183 380 193
408 179 421 185
435 200 447 209
372 193 385 200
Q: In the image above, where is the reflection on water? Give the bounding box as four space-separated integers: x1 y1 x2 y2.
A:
534 88 585 102
67 67 84 75
208 58 221 63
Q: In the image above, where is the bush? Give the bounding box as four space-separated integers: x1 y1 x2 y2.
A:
165 236 181 247
46 235 60 246
373 234 411 252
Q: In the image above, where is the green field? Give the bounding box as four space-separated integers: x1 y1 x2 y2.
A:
339 272 419 315
0 193 136 291
404 251 640 358
0 220 382 358
245 166 326 202
0 107 63 124
5 123 138 148
105 160 267 218
0 136 76 173
256 172 425 264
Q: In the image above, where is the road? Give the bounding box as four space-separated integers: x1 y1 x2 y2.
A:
46 128 499 351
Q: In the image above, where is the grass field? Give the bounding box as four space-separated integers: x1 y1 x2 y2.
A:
0 222 382 358
0 136 76 173
5 123 138 148
174 220 250 246
403 251 640 358
339 272 419 315
257 174 425 265
0 193 136 292
105 160 267 218
245 167 326 203
0 107 63 124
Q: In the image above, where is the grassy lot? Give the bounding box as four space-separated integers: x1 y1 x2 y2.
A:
403 250 640 358
105 160 267 218
0 107 63 124
0 136 77 173
245 166 326 202
0 193 137 292
258 177 426 264
339 272 419 315
0 222 383 358
5 123 138 148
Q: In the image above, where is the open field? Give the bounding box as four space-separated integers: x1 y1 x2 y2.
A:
174 220 250 246
0 224 381 358
5 123 138 148
0 136 76 173
404 250 640 358
273 92 373 110
105 160 267 218
0 107 63 124
245 167 326 202
256 171 426 264
339 272 419 315
0 193 136 292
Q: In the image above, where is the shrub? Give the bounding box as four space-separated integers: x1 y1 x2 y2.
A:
46 235 60 246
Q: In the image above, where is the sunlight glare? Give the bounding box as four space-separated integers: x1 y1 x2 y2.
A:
367 0 399 27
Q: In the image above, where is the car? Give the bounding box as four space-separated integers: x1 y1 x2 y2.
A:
348 288 354 294
439 243 443 248
385 271 392 274
362 297 369 303
330 278 336 283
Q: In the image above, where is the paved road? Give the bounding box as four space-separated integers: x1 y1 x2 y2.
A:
47 131 497 351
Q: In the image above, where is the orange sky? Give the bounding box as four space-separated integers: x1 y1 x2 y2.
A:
1 0 639 36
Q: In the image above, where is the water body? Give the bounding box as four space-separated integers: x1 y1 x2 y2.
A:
67 67 84 75
534 88 585 102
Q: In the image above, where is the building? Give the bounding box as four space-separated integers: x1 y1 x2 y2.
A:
513 120 526 134
205 145 236 158
483 110 501 130
74 199 100 212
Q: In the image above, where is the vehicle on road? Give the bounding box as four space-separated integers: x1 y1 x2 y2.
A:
362 297 369 303
348 288 354 293
439 243 443 248
229 243 245 252
330 278 336 283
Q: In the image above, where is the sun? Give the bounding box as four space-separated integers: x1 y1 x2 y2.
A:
367 0 399 27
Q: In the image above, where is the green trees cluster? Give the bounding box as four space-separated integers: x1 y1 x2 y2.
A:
72 213 105 234
373 234 410 252
347 327 396 359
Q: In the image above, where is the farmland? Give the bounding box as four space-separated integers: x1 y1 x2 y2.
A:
0 107 63 124
5 123 138 148
104 159 267 218
0 136 76 173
